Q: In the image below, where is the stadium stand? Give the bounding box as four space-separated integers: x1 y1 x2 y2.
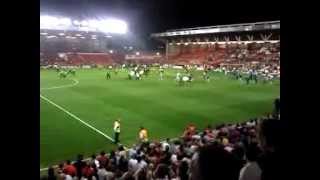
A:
165 42 280 66
41 102 281 180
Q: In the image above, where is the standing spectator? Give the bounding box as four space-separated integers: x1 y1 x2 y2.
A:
190 144 239 180
118 155 129 172
273 98 280 118
161 138 170 152
178 161 189 180
89 154 100 168
73 154 86 179
154 163 171 180
97 165 114 180
47 166 57 180
63 160 76 177
257 119 284 180
239 143 262 180
81 162 95 180
97 151 109 167
128 155 139 173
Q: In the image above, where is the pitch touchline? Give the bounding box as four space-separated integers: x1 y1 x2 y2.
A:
40 79 128 171
40 94 115 141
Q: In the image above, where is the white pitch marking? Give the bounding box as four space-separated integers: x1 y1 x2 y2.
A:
40 94 114 142
41 79 79 91
40 79 128 172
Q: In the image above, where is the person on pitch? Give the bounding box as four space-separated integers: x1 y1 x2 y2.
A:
106 71 111 79
139 126 148 143
113 119 121 144
159 67 164 80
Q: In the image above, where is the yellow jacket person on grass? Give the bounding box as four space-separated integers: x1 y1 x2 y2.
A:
139 126 148 143
113 119 120 144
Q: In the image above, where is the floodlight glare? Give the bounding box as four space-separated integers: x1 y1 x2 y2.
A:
88 20 100 28
73 20 80 26
98 19 127 34
46 35 57 39
81 20 89 26
136 52 140 55
58 18 71 26
40 16 59 28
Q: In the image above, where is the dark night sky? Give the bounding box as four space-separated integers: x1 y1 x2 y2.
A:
40 0 280 49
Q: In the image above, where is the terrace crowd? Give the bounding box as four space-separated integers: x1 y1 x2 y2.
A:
42 101 282 180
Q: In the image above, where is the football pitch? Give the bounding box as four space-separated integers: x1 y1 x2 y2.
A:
40 68 279 168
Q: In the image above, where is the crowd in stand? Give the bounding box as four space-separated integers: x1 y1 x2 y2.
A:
168 42 280 66
43 102 282 180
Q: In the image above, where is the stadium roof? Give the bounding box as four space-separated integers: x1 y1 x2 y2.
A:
151 21 280 38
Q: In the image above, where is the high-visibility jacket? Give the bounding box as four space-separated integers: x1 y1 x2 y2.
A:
114 121 120 133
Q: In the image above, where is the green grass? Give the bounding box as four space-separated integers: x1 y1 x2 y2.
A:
40 68 279 168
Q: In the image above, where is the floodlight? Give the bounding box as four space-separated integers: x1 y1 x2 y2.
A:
109 50 113 54
40 16 59 28
81 20 89 26
58 33 65 36
156 52 160 56
98 19 127 34
184 43 189 45
88 20 100 28
136 52 140 55
40 32 48 35
73 20 80 26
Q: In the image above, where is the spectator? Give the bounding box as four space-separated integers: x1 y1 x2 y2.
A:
128 155 139 173
161 138 171 152
109 150 117 167
97 151 109 167
154 163 171 180
190 144 239 180
178 161 189 180
89 154 99 168
239 143 262 180
63 160 76 177
42 102 281 180
47 166 57 180
257 119 283 180
81 162 94 180
73 154 86 179
97 165 113 180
